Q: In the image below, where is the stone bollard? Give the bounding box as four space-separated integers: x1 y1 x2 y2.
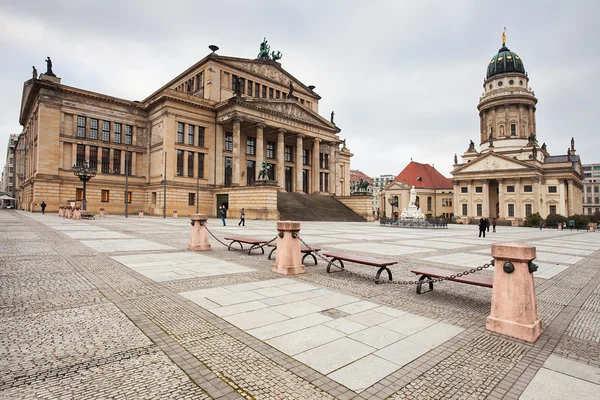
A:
272 221 304 275
58 206 64 217
173 210 178 218
188 214 211 251
73 209 82 220
65 208 71 219
139 211 144 218
99 209 105 218
486 243 542 342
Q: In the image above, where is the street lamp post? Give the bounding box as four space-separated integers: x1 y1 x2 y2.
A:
72 161 97 211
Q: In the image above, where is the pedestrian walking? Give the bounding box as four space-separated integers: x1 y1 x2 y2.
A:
492 218 497 233
539 221 543 230
478 217 486 238
220 205 226 226
238 208 245 226
485 218 490 232
40 201 47 215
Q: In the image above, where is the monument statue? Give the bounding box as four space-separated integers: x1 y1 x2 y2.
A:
271 50 282 61
571 137 575 151
257 161 271 180
45 57 55 76
257 38 270 59
32 66 37 79
488 134 494 147
409 186 417 206
340 138 346 150
330 111 335 124
454 153 458 165
468 140 475 152
233 76 242 97
541 142 547 152
532 146 537 159
287 81 295 100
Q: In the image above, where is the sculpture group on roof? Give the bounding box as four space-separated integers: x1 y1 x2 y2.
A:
257 38 283 61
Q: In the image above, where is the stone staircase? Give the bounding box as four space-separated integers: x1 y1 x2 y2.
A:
277 192 365 222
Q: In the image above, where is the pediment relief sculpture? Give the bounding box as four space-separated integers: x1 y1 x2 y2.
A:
257 102 326 126
225 61 312 96
459 155 530 173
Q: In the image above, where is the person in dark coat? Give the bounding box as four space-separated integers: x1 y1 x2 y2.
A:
485 218 490 232
238 208 245 226
40 201 47 214
479 218 486 238
492 218 497 233
220 205 226 226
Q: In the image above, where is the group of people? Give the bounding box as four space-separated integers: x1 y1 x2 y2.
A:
219 205 245 227
478 217 497 238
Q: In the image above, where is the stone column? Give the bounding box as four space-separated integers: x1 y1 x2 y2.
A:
232 118 241 186
312 138 321 193
295 134 304 193
189 214 211 251
491 107 496 139
276 129 285 189
515 178 521 218
517 105 523 137
131 152 137 176
467 180 473 217
497 178 504 218
533 177 540 214
215 124 224 185
329 144 336 195
272 221 304 275
529 106 535 135
255 123 265 181
487 243 541 342
567 178 574 216
452 180 459 217
558 178 566 216
482 179 489 217
183 150 188 178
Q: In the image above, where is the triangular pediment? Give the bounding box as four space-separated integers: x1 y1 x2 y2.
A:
454 153 535 174
220 59 315 98
246 99 335 130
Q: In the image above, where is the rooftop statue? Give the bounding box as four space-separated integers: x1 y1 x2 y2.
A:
330 111 335 124
287 81 295 100
32 66 37 79
454 153 458 164
45 57 55 76
571 137 575 151
271 50 282 61
468 140 476 152
233 76 243 97
257 38 270 59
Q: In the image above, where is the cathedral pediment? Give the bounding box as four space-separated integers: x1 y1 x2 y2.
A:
453 153 535 174
248 100 332 127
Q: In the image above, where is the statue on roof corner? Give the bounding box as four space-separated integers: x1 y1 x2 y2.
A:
45 57 55 76
571 137 575 151
330 111 335 124
454 153 458 165
468 140 475 152
32 66 37 79
271 50 282 61
287 81 295 100
257 38 270 59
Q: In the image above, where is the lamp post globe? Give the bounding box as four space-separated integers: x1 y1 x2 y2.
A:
72 161 97 211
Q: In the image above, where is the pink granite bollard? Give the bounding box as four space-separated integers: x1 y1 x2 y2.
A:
73 209 81 220
99 208 105 218
65 208 71 219
138 210 144 218
272 221 305 275
58 206 64 217
173 210 178 218
486 242 542 342
188 214 211 251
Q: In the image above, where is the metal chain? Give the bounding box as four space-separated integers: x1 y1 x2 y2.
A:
203 224 277 252
298 236 494 285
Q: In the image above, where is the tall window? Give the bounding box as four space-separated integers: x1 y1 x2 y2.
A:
247 137 256 155
247 160 256 185
239 77 246 94
320 153 329 169
262 86 267 98
508 204 515 217
247 80 252 96
101 148 110 173
461 187 468 193
101 190 109 202
269 88 274 98
89 146 98 169
114 123 122 144
177 122 184 144
427 197 432 211
76 144 85 166
255 83 260 98
476 204 482 216
187 151 194 177
188 193 195 206
224 157 232 186
102 121 110 141
525 203 532 217
188 125 195 145
225 132 233 152
198 153 204 179
267 141 275 158
302 148 309 165
510 123 517 136
77 116 86 138
276 90 280 99
285 145 293 162
76 188 83 201
125 125 133 145
125 151 132 176
176 149 184 176
113 150 121 174
549 205 557 215
90 118 98 140
198 127 205 147
462 204 468 216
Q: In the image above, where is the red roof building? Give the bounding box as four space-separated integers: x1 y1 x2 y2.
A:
392 161 452 189
350 169 373 185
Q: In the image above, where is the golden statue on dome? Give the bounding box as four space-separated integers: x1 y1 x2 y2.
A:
502 27 507 46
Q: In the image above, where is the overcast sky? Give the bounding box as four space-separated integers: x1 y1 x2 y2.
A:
1 0 598 180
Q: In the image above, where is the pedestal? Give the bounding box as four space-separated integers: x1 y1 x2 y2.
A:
272 221 305 275
486 243 542 342
188 214 211 251
139 211 144 218
99 209 105 218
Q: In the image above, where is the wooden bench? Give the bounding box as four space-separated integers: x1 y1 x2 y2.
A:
410 266 493 294
266 243 322 265
81 213 95 220
322 251 397 283
224 237 269 255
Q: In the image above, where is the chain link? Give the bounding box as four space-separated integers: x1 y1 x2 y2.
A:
298 236 494 285
204 224 277 251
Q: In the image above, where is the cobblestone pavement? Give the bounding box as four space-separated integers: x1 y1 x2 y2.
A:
1 210 599 399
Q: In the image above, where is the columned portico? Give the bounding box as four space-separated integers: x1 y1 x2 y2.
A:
312 138 321 193
295 134 304 193
255 123 265 181
277 129 286 190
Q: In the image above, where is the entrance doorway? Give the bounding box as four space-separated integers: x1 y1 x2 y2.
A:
216 194 229 217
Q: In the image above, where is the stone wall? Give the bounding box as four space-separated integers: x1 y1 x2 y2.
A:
336 195 373 221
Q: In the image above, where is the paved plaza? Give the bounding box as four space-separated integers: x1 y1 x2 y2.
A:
1 210 600 399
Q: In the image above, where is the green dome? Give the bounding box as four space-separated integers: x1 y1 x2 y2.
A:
486 45 525 79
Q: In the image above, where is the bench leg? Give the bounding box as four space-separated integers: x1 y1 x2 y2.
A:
302 252 318 266
268 247 276 260
248 244 265 255
416 275 433 294
375 267 393 284
228 241 243 251
326 258 344 273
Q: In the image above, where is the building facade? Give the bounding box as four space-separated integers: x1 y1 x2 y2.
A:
1 134 18 206
380 161 454 219
582 163 600 215
451 33 583 223
16 41 352 217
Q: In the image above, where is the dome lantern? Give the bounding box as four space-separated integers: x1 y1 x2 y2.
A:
486 29 526 79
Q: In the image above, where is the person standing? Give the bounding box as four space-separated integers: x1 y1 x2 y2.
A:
220 205 226 226
485 218 490 232
238 208 245 226
492 218 497 233
40 201 47 215
479 217 486 238
539 220 543 231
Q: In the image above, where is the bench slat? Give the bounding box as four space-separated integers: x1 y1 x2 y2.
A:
323 252 397 267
